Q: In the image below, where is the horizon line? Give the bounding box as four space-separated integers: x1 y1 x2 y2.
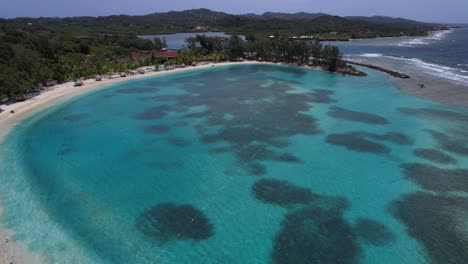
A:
1 8 467 24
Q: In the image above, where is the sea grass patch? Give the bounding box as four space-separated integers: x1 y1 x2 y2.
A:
354 218 395 246
57 146 73 156
327 133 390 153
401 163 468 192
134 106 172 120
116 87 159 94
399 107 468 124
272 205 360 264
363 132 413 145
147 161 183 169
167 137 191 147
389 192 468 264
132 66 325 174
63 113 90 121
328 106 389 125
173 121 188 127
136 203 214 242
413 148 457 164
144 125 170 134
252 179 317 207
247 163 267 176
275 153 301 163
428 130 468 156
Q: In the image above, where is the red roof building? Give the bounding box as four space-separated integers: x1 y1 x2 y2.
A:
119 50 178 63
75 35 93 40
152 50 178 59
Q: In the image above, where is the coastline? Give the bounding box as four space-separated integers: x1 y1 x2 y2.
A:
0 60 269 263
0 61 267 141
348 56 468 109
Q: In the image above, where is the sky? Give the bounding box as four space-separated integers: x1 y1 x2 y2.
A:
1 0 467 23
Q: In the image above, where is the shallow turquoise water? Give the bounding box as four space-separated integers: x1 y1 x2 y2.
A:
1 64 468 263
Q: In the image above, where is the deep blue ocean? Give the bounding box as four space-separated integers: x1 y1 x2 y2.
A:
327 28 468 85
1 64 468 263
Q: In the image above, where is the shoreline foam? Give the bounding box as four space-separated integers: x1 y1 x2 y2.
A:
347 54 468 109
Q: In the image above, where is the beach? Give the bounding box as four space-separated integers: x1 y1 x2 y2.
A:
0 62 266 140
0 61 265 263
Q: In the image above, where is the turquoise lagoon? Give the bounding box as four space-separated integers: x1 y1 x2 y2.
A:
1 64 468 263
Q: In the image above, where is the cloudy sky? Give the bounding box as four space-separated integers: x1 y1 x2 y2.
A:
1 0 467 23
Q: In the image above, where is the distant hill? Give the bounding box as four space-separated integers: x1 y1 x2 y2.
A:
1 8 443 37
247 12 328 20
345 16 429 25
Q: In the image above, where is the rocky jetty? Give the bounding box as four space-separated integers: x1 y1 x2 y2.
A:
344 61 410 78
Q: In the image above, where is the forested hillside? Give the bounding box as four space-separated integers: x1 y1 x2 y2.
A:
1 8 443 37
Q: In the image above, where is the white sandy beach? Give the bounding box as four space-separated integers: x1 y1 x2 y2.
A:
0 61 268 263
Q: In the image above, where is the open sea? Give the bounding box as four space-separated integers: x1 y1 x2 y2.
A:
327 27 468 86
1 64 468 263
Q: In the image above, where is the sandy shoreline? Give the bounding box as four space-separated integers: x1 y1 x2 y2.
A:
0 61 266 263
0 61 266 140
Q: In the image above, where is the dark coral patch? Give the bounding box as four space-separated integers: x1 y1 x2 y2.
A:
247 163 267 176
168 137 191 147
252 179 317 207
401 163 468 192
354 218 395 246
272 205 360 264
327 133 390 154
235 144 276 163
309 89 337 104
132 65 324 173
148 162 183 169
363 132 413 145
117 87 159 94
134 106 172 120
399 107 468 124
390 192 468 264
57 146 73 156
414 148 457 164
182 111 210 119
328 106 389 125
428 130 468 156
136 203 214 242
144 125 170 134
173 121 188 127
275 153 301 163
63 113 90 121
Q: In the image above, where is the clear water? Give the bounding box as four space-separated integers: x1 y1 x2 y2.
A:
1 64 468 263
